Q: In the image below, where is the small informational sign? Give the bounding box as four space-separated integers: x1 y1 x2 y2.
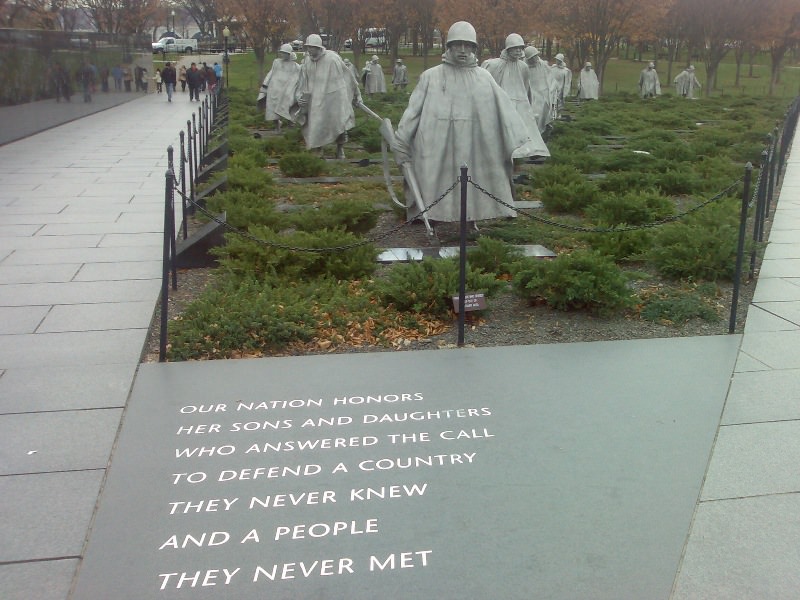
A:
451 292 487 313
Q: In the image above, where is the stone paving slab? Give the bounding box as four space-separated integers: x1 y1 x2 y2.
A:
0 246 164 266
0 470 105 562
722 368 800 425
739 330 800 369
0 408 123 474
0 329 146 368
672 494 800 599
37 300 155 333
732 350 771 372
748 301 800 327
700 420 800 501
1 279 160 306
0 306 50 334
0 559 79 600
744 304 800 332
752 277 800 302
73 260 161 281
0 363 135 413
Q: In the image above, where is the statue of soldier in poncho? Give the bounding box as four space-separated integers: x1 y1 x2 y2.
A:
524 45 553 133
393 21 548 224
293 34 362 159
343 58 360 85
392 59 409 90
674 65 701 99
363 55 387 95
257 43 300 132
482 34 549 155
549 53 572 118
577 62 599 100
639 61 661 98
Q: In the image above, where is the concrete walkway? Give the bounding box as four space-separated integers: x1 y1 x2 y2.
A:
0 93 798 598
0 89 203 600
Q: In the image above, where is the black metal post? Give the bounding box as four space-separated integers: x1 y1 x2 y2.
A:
457 165 468 347
198 108 205 164
187 120 195 215
192 113 199 176
204 97 210 145
160 169 173 362
730 163 752 334
750 151 768 280
766 127 778 219
179 130 188 239
166 146 178 291
223 32 230 88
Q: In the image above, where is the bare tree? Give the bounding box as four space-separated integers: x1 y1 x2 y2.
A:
539 0 650 92
80 0 160 34
219 0 295 77
176 0 218 36
762 0 800 95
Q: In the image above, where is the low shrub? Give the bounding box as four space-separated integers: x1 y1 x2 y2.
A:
375 258 505 316
540 180 600 214
229 149 266 169
227 165 273 194
467 237 524 276
547 127 602 151
640 285 721 323
585 191 674 226
549 150 601 173
648 200 742 281
653 141 695 162
512 250 634 316
278 152 327 177
587 229 653 261
656 168 699 195
574 117 616 136
167 277 316 360
530 164 584 189
215 226 377 281
600 150 657 172
598 171 659 194
206 190 283 229
290 199 379 235
260 132 303 156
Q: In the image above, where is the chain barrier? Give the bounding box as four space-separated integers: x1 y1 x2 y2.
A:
469 176 744 234
173 178 459 253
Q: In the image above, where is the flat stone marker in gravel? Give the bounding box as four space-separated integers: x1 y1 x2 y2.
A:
72 336 739 599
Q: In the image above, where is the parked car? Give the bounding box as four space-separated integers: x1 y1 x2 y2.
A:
291 39 304 51
365 37 383 49
152 37 197 54
344 38 352 49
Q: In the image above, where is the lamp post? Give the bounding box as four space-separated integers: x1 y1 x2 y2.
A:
170 10 175 33
222 25 230 88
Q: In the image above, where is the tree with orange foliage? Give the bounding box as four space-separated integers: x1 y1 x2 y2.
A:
436 0 535 57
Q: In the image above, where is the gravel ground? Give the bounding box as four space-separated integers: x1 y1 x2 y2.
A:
141 206 761 363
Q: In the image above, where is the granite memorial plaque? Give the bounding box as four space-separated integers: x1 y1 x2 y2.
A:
72 337 739 599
